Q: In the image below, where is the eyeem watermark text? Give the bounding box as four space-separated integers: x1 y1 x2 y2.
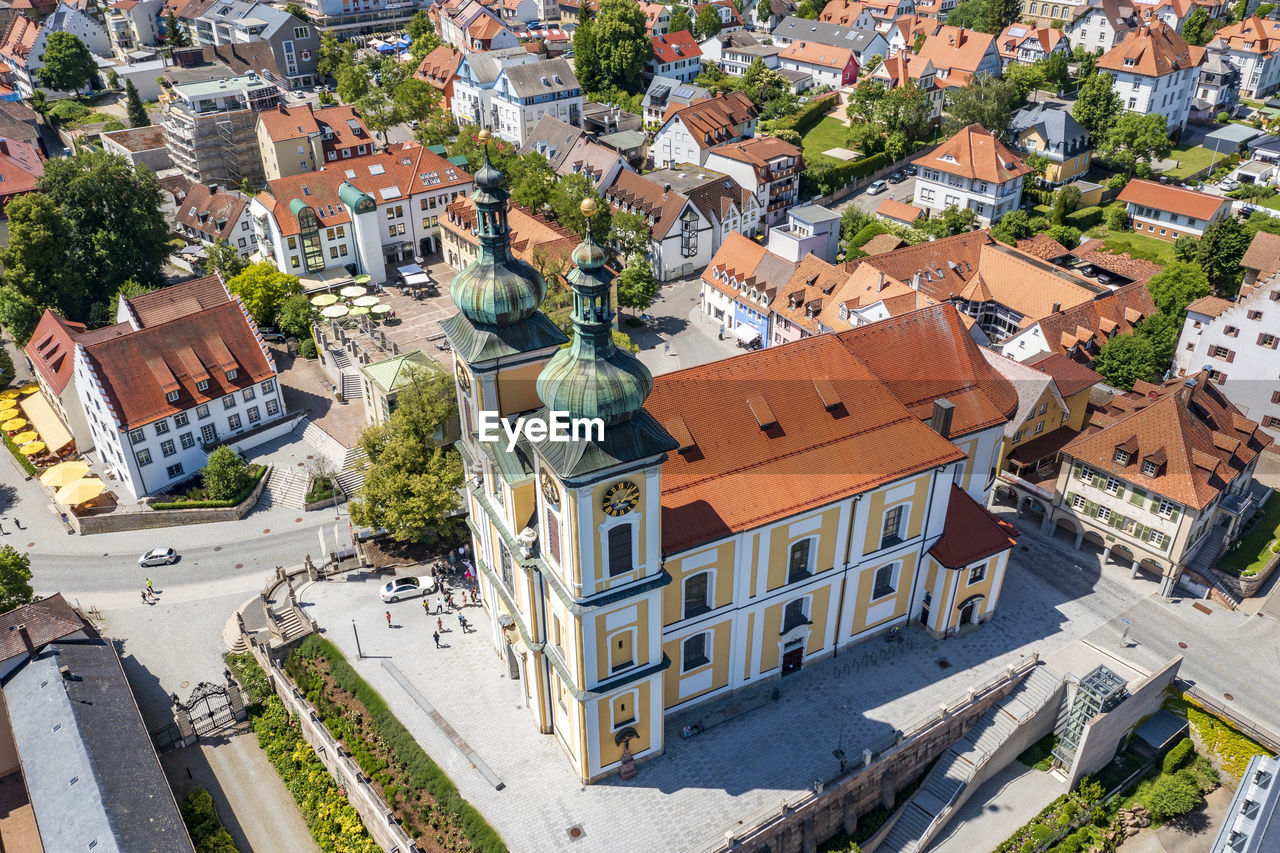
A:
479 411 604 451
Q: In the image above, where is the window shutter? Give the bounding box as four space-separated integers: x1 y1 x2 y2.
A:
1129 488 1146 506
1085 500 1097 516
1135 523 1146 541
1169 507 1179 523
607 525 632 575
546 511 561 563
1112 513 1125 529
1225 349 1235 363
1114 484 1125 500
1150 497 1160 512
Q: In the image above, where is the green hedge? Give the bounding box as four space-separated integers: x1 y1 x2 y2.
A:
806 151 892 196
3 430 37 476
290 635 507 853
180 789 240 853
848 221 890 249
1163 737 1194 775
0 345 13 387
773 91 836 136
151 465 266 510
1024 186 1055 207
1065 205 1104 230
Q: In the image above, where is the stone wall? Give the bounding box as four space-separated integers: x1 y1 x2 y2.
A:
67 468 270 535
712 658 1040 853
1215 550 1280 599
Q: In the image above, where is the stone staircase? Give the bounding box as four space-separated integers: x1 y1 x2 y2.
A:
876 665 1063 853
340 370 362 401
335 446 367 498
327 346 351 370
295 417 366 501
262 465 308 510
1186 528 1241 609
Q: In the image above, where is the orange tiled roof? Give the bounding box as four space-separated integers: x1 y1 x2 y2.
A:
415 44 463 87
997 24 1065 61
0 16 39 61
1031 281 1156 362
0 594 88 663
651 30 702 65
820 0 867 24
1063 373 1272 508
257 103 321 142
1184 295 1234 318
1211 15 1280 56
861 233 908 255
124 274 231 327
443 196 577 267
662 91 757 144
1097 22 1203 77
1117 179 1230 220
877 197 924 222
917 26 995 74
1239 229 1280 277
174 185 248 242
0 137 42 204
1023 351 1102 397
818 263 937 329
917 124 1031 183
706 135 802 179
772 253 849 334
1015 234 1071 260
872 51 937 89
605 170 694 240
25 312 87 395
929 484 1018 568
779 39 857 70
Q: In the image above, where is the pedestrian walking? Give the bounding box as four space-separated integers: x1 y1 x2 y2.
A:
449 550 458 568
423 599 430 617
141 590 148 605
432 631 440 648
146 578 153 593
437 616 443 633
436 598 443 614
385 610 392 628
458 614 468 633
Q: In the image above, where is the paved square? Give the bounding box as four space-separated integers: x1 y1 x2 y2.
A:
298 514 1156 853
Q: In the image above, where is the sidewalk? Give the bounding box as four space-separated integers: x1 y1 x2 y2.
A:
927 761 1064 853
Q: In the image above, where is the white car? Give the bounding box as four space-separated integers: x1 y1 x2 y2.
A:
866 180 888 195
139 548 178 567
379 575 437 603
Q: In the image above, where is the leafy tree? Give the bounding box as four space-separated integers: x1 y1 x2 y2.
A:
846 79 884 125
1003 63 1045 102
862 53 884 75
1072 71 1121 143
351 367 463 542
990 209 1033 245
356 89 399 141
617 255 659 313
549 173 610 240
743 57 786 103
226 263 301 326
1052 185 1081 225
38 32 97 93
0 546 34 615
414 106 458 146
1196 217 1251 294
1078 51 1097 79
125 79 149 128
1093 333 1159 390
407 10 442 59
695 5 723 38
609 210 653 258
796 0 820 17
165 10 189 47
668 5 694 33
757 0 772 23
573 5 602 93
593 0 652 93
947 0 1000 33
1231 0 1248 21
335 64 370 104
879 82 932 142
202 237 250 281
1106 205 1129 231
840 207 873 246
0 194 83 342
944 74 1023 137
1136 310 1181 373
509 153 557 212
393 77 439 125
1182 7 1210 45
202 447 252 500
316 31 345 79
1046 224 1081 248
283 2 310 21
1145 773 1201 822
1101 112 1171 174
277 293 314 340
1042 50 1069 86
1146 261 1210 315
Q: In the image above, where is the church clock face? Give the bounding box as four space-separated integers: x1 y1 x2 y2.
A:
602 481 639 517
455 362 471 394
540 470 560 505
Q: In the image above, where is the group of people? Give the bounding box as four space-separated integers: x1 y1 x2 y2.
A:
140 577 159 604
425 545 478 649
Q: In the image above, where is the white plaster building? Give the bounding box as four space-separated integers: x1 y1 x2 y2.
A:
912 124 1031 226
0 4 111 99
451 49 581 146
1096 22 1204 132
1066 0 1140 54
703 135 804 230
1207 15 1280 99
105 0 165 57
603 170 715 281
650 91 757 168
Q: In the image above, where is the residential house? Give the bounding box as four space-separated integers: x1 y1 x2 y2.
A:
912 123 1031 225
252 144 471 281
716 36 785 77
778 39 859 86
651 91 757 168
1044 372 1272 596
436 0 519 53
1008 104 1092 185
639 0 671 34
415 44 463 112
452 51 581 146
642 76 709 124
916 26 1001 88
1173 233 1280 437
255 102 373 180
700 29 765 69
703 134 803 230
1191 51 1241 122
0 5 111 99
766 203 842 263
519 114 585 169
1207 15 1280 99
758 0 799 28
1210 754 1280 853
692 1 745 31
1135 0 1199 32
819 261 938 328
0 99 40 150
914 0 960 19
769 16 890 66
0 137 43 246
187 0 319 89
885 13 942 56
451 45 538 130
997 23 1069 68
876 197 927 225
650 30 704 83
699 230 805 343
870 51 944 124
173 183 256 256
1116 178 1231 240
1066 0 1141 55
603 169 714 280
101 125 171 172
557 138 633 190
161 69 283 185
105 0 165 57
818 0 879 28
767 252 856 344
498 0 540 25
1097 22 1204 131
299 0 422 35
996 280 1158 364
648 160 763 248
440 193 577 271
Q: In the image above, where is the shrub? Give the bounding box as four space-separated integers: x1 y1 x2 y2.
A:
1163 737 1194 774
771 128 802 147
0 345 12 386
180 789 239 853
3 430 37 476
771 91 835 135
102 119 125 131
1065 205 1104 230
1144 773 1200 821
202 446 252 500
849 221 890 248
150 466 265 509
1106 173 1129 191
1029 216 1051 233
1046 224 1082 249
298 337 318 359
805 151 891 196
1106 205 1129 230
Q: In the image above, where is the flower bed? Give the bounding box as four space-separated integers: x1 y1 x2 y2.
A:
306 478 337 505
151 465 266 509
284 635 505 853
2 429 36 476
1217 496 1280 578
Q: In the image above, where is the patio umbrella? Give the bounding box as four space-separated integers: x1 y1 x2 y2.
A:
18 441 44 456
340 285 367 298
349 306 370 316
0 389 19 400
321 304 350 319
353 274 372 286
0 399 17 413
12 431 38 445
41 460 90 488
2 417 27 431
311 293 340 307
371 304 392 315
55 477 105 506
353 295 380 307
19 383 38 395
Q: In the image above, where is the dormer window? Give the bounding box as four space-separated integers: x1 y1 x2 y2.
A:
1114 449 1129 465
1142 460 1158 476
225 368 238 381
197 379 210 393
166 390 180 404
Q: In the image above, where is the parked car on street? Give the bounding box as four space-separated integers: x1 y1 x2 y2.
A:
887 170 906 184
903 164 918 176
379 576 437 603
867 180 888 195
1220 178 1240 191
139 548 179 567
258 327 285 342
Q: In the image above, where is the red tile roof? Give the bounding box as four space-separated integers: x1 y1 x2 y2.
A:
1239 230 1280 278
123 274 230 327
917 26 995 75
0 16 39 62
917 124 1031 183
1184 295 1234 318
1015 234 1071 260
929 484 1018 568
174 184 249 242
25 312 87 395
1024 351 1103 397
415 44 463 88
662 91 756 141
651 29 702 65
0 137 43 208
997 24 1065 62
779 40 857 70
604 170 695 240
877 197 924 223
0 594 89 663
1116 179 1230 221
1029 280 1156 362
1097 22 1203 77
1208 14 1280 56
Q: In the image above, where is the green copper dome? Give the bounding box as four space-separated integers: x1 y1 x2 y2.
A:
450 146 547 327
536 213 653 427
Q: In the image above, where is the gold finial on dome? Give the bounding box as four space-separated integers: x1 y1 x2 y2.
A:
477 128 492 144
580 197 598 217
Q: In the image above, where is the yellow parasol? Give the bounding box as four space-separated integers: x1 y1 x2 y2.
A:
321 304 349 319
12 431 38 445
0 400 17 413
340 285 367 298
311 293 339 306
18 441 44 456
55 477 105 506
353 295 380 307
41 460 90 488
348 306 370 316
0 389 20 400
371 304 392 315
19 383 38 395
2 418 27 431
353 274 372 286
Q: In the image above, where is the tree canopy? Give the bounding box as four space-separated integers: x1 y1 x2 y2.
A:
0 547 34 615
944 74 1024 137
1145 261 1211 316
549 173 610 240
1196 217 1252 294
202 447 252 501
617 255 659 313
587 0 652 93
668 5 694 33
695 6 724 38
202 238 250 281
38 32 96 93
125 79 149 128
1101 112 1172 174
1072 71 1121 143
226 263 302 326
1093 333 1159 390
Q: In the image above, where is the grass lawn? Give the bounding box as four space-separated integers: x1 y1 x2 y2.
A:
1017 732 1059 771
802 116 851 166
1085 223 1177 265
1163 145 1220 180
1217 496 1280 577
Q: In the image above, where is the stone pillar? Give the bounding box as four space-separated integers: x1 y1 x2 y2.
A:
802 815 816 853
842 791 858 837
1101 547 1111 566
1074 530 1084 550
1040 513 1054 535
1131 561 1140 579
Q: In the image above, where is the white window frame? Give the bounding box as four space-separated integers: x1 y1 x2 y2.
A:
872 561 900 600
1072 493 1086 510
1097 505 1112 523
1104 476 1121 495
681 631 712 673
1157 499 1176 517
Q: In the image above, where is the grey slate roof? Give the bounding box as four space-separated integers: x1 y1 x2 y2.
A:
642 76 709 112
771 15 881 50
3 642 194 853
1009 104 1089 160
789 203 843 224
519 115 585 169
463 46 531 85
502 58 579 98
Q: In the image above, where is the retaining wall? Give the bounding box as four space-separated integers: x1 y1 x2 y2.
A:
67 468 270 535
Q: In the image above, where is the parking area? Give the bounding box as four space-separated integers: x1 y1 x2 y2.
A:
836 175 917 217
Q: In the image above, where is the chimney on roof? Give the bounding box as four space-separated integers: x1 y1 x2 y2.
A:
877 270 885 290
13 624 35 660
1051 301 1061 313
929 398 955 440
911 271 921 290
